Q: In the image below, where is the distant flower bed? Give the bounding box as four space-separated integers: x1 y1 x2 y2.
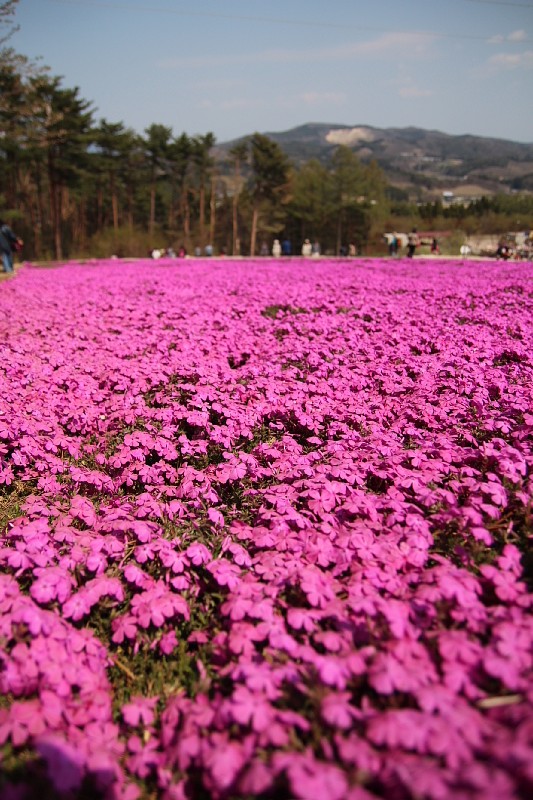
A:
0 258 532 800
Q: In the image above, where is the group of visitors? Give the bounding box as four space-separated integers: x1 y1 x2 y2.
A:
386 230 440 258
150 245 188 259
263 238 322 258
260 238 293 257
0 218 23 274
147 233 442 261
339 243 358 257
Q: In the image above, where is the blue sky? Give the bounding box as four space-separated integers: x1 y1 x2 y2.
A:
9 0 533 144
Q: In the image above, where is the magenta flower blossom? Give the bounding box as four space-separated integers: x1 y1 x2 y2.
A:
158 630 178 655
122 696 158 727
186 542 212 565
223 685 273 732
207 507 225 527
207 558 242 590
321 692 356 729
279 752 349 800
203 736 249 792
30 567 74 605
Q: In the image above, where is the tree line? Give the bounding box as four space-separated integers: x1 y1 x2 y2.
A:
0 43 390 260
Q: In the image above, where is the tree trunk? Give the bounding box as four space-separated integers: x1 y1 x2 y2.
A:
250 205 259 256
209 176 216 247
26 189 38 260
34 166 44 258
77 198 87 252
126 182 134 229
183 192 191 252
53 187 62 260
232 193 239 256
168 192 176 230
336 215 343 256
199 184 205 248
97 188 104 232
111 173 119 230
112 193 119 230
232 160 241 256
48 153 62 260
169 175 182 232
149 180 156 238
4 150 18 211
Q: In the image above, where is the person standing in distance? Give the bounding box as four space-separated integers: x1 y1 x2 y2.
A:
0 219 23 273
407 228 419 258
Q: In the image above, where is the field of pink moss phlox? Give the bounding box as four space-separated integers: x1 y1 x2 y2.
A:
0 257 532 799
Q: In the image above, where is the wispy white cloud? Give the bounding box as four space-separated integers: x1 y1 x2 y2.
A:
488 50 533 68
348 31 435 57
398 85 433 98
385 69 433 100
488 29 528 44
509 30 528 42
157 31 435 70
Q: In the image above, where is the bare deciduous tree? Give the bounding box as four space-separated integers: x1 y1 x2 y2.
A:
0 0 20 46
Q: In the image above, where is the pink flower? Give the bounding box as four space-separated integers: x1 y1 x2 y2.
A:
62 591 92 621
300 566 336 608
225 686 273 732
321 692 355 729
122 696 158 727
69 495 97 527
159 630 178 655
238 760 274 795
8 699 46 746
40 690 64 727
30 567 74 605
207 558 241 590
284 753 349 800
204 739 247 791
126 734 160 779
186 542 212 565
111 614 138 643
207 507 225 527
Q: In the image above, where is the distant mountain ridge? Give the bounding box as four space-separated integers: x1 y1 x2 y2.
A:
216 123 533 200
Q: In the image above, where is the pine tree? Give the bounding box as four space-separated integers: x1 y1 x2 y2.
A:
27 74 94 259
191 133 216 250
248 133 289 256
93 119 135 231
287 159 334 248
227 141 248 256
330 146 367 254
144 123 172 239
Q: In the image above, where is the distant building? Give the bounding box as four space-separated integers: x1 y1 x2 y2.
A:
442 188 485 208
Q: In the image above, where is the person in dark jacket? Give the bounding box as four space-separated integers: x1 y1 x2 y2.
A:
281 238 292 256
0 219 22 273
407 228 420 258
